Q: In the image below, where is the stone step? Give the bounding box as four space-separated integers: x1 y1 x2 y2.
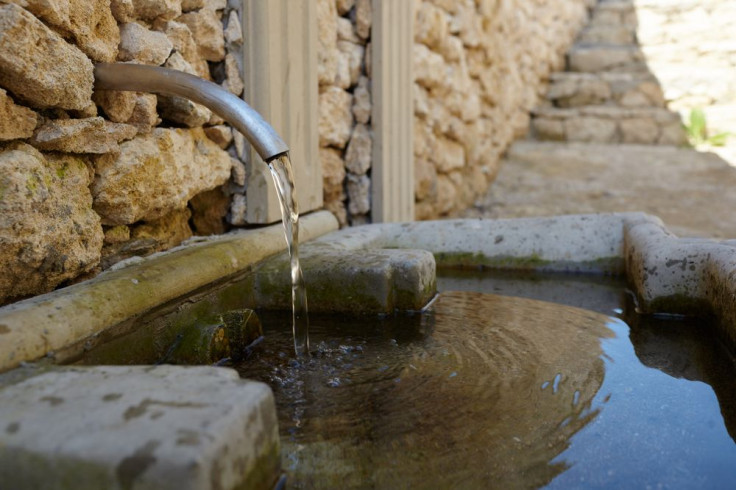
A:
546 72 665 108
568 44 648 73
530 105 685 145
589 1 637 29
577 22 636 45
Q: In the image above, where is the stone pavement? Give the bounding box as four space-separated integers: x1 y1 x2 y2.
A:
460 141 736 239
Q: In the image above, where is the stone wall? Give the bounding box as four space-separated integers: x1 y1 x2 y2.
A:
634 0 736 136
413 0 592 219
317 0 372 227
0 0 245 304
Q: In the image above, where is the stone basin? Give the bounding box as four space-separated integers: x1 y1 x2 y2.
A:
2 210 736 488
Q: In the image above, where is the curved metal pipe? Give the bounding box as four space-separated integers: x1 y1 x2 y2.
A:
93 63 289 162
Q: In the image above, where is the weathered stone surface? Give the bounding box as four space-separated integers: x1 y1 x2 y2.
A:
353 76 371 124
222 52 244 96
415 1 447 50
321 147 346 203
532 118 566 141
565 117 617 143
353 0 371 39
190 186 230 235
110 0 135 23
319 87 354 148
203 125 233 149
0 143 103 304
224 10 242 45
325 199 348 227
228 193 247 225
117 22 173 65
337 40 365 87
337 17 360 43
317 0 339 85
414 43 447 90
345 123 372 175
103 225 130 244
30 118 137 154
177 8 225 62
91 128 233 225
0 4 94 111
8 0 120 62
620 117 659 145
93 90 137 123
0 366 280 490
433 137 465 172
131 0 182 21
347 173 370 215
126 93 160 133
435 174 457 215
0 89 37 141
155 20 211 78
181 0 205 11
132 207 192 251
568 45 644 73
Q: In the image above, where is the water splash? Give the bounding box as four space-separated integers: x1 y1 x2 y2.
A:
267 154 310 356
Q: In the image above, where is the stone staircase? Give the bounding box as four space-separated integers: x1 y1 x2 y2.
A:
530 0 686 146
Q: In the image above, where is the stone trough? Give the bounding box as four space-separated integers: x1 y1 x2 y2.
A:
2 210 736 488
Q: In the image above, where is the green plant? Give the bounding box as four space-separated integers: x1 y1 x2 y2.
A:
685 108 732 147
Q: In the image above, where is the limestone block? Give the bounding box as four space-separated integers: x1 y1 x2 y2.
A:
93 90 137 123
126 93 160 133
177 8 225 62
533 118 566 141
226 193 246 225
415 157 437 201
352 76 371 124
131 207 193 252
224 10 242 45
230 157 245 186
189 186 230 235
131 0 182 21
110 0 135 22
118 22 173 65
619 90 652 108
333 48 352 89
620 117 659 144
336 0 355 15
338 40 365 87
658 122 686 146
353 0 371 40
325 199 348 228
0 366 279 490
337 17 360 43
7 0 120 62
345 123 372 175
414 43 447 90
433 137 465 172
0 89 37 141
181 0 205 10
414 83 429 117
317 0 338 85
321 147 346 203
203 125 233 149
415 1 448 51
0 143 103 304
347 173 370 215
442 35 464 63
30 117 137 154
565 117 617 143
103 225 130 244
91 128 233 225
568 46 643 73
0 4 94 111
155 20 211 79
436 174 457 215
319 87 354 148
365 40 372 78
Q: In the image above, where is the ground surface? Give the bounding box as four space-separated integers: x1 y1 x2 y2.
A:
461 141 736 239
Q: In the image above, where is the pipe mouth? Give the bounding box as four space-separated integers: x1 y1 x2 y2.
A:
93 63 290 162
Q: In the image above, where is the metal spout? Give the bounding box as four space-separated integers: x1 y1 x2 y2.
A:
93 62 289 162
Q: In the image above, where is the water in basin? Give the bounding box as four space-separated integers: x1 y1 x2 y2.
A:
237 271 736 488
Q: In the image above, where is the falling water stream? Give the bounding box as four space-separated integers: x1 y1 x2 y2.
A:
267 154 310 356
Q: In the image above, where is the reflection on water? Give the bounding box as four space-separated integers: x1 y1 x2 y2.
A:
236 274 736 489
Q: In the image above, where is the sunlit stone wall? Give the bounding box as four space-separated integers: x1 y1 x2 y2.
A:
0 0 245 304
412 0 592 219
